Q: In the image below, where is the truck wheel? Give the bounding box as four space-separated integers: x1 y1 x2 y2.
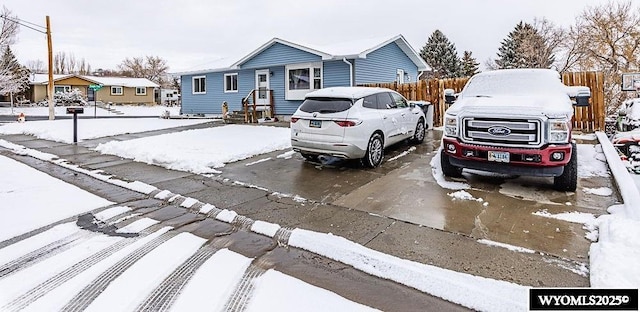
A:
553 143 577 192
362 133 384 168
411 118 425 144
440 149 463 177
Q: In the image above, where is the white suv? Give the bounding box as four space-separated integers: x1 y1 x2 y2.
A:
290 87 426 167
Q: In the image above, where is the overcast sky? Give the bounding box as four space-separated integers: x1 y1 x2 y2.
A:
3 0 631 73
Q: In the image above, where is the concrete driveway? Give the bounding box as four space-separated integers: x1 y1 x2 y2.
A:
218 129 618 268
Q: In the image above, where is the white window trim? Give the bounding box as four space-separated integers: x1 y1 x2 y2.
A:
396 69 405 84
285 62 322 101
224 73 238 93
111 86 123 95
54 85 71 93
192 75 206 94
135 87 147 96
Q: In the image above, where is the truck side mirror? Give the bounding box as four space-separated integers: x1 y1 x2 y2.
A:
444 88 456 105
575 95 590 107
567 86 590 107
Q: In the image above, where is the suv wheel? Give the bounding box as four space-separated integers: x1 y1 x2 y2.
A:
411 118 425 144
553 143 577 192
362 133 384 168
440 149 463 177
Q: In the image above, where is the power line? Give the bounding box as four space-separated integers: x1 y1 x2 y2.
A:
14 16 46 30
0 14 46 34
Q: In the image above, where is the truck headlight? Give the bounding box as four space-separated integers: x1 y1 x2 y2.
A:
444 116 458 137
548 119 570 143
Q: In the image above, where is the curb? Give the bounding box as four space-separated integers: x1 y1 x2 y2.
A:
594 131 640 221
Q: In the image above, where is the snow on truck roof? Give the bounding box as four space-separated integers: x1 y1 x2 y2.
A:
463 68 567 96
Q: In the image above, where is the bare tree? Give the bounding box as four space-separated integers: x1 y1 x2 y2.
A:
0 6 19 49
565 0 640 114
533 18 570 72
118 55 169 86
78 58 87 75
53 51 66 74
25 59 45 73
68 52 77 74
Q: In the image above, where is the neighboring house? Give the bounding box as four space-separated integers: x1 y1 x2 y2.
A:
27 74 159 105
179 34 428 117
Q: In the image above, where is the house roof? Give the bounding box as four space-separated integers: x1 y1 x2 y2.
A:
178 34 429 75
30 74 160 88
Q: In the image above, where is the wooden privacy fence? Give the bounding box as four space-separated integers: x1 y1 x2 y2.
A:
361 71 605 132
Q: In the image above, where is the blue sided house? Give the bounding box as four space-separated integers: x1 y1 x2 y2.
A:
179 34 428 120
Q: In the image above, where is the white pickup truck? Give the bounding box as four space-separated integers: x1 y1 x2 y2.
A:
440 68 591 192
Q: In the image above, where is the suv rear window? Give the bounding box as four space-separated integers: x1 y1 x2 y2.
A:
299 97 353 113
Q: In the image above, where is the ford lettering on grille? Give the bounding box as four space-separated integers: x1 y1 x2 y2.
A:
488 126 511 136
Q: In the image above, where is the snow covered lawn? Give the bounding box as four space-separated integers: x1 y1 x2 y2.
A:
94 124 291 173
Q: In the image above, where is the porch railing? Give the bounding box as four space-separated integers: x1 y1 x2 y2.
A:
242 89 274 123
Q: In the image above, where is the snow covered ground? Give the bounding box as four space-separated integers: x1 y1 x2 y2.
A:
0 104 182 117
0 120 531 311
0 117 637 309
430 132 640 288
0 118 213 144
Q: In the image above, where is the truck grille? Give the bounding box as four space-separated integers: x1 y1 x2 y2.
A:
461 117 542 147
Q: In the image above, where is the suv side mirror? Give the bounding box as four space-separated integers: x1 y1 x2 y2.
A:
444 88 456 105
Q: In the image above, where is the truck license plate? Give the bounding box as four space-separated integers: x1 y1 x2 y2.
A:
488 151 510 163
309 120 321 128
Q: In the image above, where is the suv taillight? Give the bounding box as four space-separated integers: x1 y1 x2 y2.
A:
290 117 299 123
333 120 360 127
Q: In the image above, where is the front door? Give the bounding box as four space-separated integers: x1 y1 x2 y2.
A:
255 69 270 105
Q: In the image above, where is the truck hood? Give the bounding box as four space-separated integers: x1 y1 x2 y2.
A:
446 94 573 118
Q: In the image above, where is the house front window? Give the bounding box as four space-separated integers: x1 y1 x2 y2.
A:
224 73 238 93
193 76 206 94
135 87 146 95
54 85 71 93
111 86 123 95
285 62 322 100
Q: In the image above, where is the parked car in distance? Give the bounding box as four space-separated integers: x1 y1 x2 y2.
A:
290 87 426 167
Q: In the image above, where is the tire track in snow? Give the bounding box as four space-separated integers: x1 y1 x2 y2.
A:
60 231 177 312
3 228 165 312
134 244 219 312
222 265 266 312
0 230 97 280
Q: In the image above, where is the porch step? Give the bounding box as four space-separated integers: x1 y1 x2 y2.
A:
224 111 247 124
95 102 125 115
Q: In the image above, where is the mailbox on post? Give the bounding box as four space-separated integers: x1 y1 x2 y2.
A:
66 107 84 143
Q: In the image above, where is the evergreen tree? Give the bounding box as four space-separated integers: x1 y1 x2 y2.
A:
494 21 554 69
0 46 30 96
460 51 479 77
420 30 460 78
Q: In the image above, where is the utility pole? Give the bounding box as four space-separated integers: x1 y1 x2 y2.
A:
46 15 54 120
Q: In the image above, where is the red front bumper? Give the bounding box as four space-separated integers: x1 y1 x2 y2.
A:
442 138 572 167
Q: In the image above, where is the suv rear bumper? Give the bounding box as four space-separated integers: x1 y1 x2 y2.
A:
291 138 366 159
442 138 571 177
